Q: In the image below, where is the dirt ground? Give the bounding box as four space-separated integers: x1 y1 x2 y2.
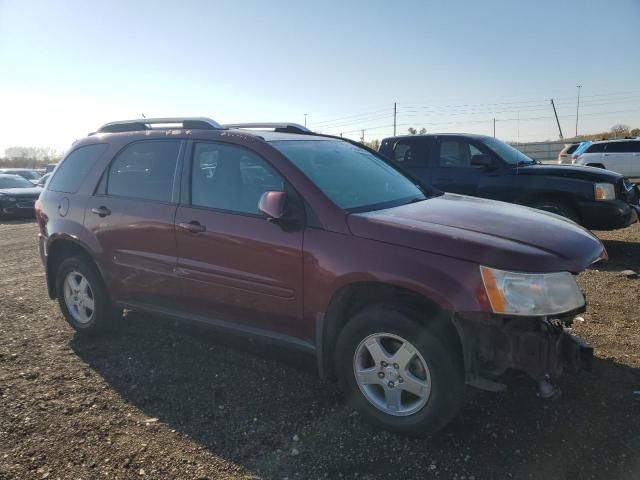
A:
0 219 638 480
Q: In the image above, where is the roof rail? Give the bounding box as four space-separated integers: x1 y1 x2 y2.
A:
96 117 223 133
222 122 311 134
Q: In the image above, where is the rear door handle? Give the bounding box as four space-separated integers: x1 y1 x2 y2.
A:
178 221 206 233
91 206 111 217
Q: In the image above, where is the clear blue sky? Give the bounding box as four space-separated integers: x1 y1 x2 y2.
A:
1 0 639 152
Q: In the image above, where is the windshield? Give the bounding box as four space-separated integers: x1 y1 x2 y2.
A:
0 175 34 189
271 139 426 211
480 137 535 165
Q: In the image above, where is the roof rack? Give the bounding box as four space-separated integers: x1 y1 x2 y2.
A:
222 122 311 134
96 117 223 133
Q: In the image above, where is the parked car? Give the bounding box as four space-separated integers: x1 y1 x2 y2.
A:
35 172 52 188
38 117 604 435
0 174 42 218
45 163 58 173
379 134 639 230
0 168 43 184
557 142 581 164
573 139 640 179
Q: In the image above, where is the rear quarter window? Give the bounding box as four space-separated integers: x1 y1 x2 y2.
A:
47 144 109 193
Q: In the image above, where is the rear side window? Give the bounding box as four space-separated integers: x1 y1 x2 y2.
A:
107 140 181 202
47 144 108 193
586 143 606 153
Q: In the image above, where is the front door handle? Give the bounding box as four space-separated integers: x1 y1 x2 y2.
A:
178 221 206 233
91 206 111 217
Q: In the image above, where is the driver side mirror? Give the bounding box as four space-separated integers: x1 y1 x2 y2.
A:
470 154 494 168
258 191 287 221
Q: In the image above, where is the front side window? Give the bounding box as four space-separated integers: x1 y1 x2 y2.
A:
48 143 109 193
191 142 284 215
438 140 485 168
107 140 181 202
271 139 425 212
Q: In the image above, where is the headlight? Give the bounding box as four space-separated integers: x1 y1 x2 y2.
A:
480 266 584 316
0 195 16 202
594 183 615 201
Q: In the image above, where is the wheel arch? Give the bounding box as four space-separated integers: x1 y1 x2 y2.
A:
319 281 463 381
46 237 107 300
516 190 582 222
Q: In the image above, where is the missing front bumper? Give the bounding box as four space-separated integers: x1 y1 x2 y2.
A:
456 313 592 389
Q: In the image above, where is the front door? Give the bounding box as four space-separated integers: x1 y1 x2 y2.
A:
84 139 183 307
174 141 305 339
431 137 488 196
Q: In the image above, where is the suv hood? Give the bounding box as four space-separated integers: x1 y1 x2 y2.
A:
348 193 605 273
514 163 624 183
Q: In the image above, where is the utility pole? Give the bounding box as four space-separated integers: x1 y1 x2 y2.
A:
550 99 564 139
393 102 397 136
575 85 582 137
493 118 496 138
304 114 307 128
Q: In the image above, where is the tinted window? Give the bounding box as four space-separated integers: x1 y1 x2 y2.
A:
47 144 108 193
191 142 284 215
631 141 640 153
566 144 579 154
392 140 428 167
586 143 606 153
107 140 181 202
272 139 424 211
606 141 633 153
438 140 485 168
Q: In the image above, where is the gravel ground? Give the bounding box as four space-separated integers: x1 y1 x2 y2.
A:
0 219 638 480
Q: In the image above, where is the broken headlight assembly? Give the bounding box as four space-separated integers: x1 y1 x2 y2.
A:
480 266 584 316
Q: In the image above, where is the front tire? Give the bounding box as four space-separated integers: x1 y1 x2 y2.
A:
335 305 465 436
55 256 114 335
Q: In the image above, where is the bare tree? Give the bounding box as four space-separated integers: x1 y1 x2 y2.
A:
611 124 630 137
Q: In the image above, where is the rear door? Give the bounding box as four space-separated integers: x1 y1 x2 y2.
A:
174 141 305 339
84 139 183 308
430 137 489 195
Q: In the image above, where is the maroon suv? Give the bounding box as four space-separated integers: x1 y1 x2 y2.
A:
37 118 605 435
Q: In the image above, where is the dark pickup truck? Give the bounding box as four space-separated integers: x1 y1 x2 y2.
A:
379 133 639 230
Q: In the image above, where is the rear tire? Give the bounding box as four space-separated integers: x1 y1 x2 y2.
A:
532 200 580 223
335 304 465 436
55 256 116 335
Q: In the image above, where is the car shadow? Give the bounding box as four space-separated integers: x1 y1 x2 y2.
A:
589 239 640 272
0 217 36 226
70 312 640 479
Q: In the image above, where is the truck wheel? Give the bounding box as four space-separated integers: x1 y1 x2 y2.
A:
532 201 579 223
55 256 115 335
335 304 464 436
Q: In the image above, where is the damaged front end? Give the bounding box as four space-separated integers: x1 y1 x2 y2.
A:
456 310 593 397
